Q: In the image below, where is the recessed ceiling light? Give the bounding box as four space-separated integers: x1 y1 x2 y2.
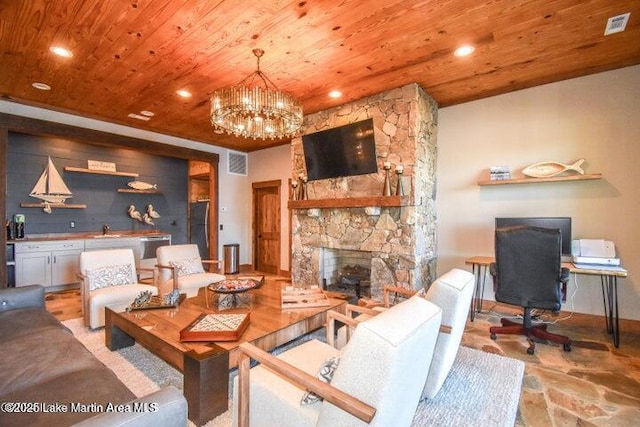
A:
176 89 192 98
140 110 155 117
328 90 343 98
454 45 475 57
32 82 51 90
50 46 73 58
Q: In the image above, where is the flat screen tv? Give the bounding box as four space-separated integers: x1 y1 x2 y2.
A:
495 217 572 260
302 119 378 181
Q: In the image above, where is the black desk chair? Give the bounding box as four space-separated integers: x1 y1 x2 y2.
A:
489 225 571 355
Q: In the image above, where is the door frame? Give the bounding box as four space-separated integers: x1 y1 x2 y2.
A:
252 180 281 274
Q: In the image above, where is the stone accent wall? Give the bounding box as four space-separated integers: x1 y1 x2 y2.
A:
291 84 438 298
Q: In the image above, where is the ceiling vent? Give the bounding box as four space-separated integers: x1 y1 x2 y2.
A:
604 13 630 36
228 150 248 176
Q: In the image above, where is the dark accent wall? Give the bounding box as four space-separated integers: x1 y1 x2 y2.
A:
7 132 188 242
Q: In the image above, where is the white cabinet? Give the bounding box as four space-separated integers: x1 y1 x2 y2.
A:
15 240 84 287
15 251 51 286
13 235 170 287
52 249 84 285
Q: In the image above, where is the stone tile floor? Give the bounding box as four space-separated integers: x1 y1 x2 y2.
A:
462 302 640 427
46 289 640 426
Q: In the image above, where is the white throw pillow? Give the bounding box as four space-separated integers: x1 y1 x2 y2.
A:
87 264 134 291
170 258 205 276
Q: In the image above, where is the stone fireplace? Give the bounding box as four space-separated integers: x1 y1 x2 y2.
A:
290 84 438 299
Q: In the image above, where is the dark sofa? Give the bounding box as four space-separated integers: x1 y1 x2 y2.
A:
0 285 187 426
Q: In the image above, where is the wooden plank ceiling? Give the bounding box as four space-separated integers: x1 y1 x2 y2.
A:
1 0 639 152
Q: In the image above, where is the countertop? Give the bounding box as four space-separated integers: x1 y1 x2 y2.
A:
8 231 170 243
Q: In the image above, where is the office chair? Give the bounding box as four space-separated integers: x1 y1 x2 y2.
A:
489 225 571 354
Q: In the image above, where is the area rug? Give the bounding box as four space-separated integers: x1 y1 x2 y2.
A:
63 318 524 427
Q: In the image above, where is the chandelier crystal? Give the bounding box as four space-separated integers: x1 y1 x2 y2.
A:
210 49 303 140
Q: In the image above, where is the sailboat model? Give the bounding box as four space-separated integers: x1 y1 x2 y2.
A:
29 157 73 204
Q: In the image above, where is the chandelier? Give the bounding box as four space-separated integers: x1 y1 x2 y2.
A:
210 49 303 140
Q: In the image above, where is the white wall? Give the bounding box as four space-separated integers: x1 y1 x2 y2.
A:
437 65 640 320
217 150 252 264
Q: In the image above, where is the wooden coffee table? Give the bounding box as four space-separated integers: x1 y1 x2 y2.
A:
104 278 346 426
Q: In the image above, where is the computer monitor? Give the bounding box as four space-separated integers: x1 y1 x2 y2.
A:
495 217 572 260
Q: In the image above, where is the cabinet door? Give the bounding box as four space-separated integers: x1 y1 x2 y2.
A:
51 250 82 286
15 252 52 287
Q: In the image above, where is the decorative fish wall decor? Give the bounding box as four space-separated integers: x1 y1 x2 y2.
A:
127 181 157 190
522 159 585 178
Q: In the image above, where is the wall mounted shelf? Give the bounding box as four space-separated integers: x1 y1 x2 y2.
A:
117 189 162 194
478 173 602 186
288 195 409 209
64 166 139 178
20 202 86 209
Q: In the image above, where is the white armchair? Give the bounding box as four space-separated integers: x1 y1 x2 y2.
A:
332 285 416 350
78 249 158 329
233 294 443 427
156 244 225 297
420 268 475 399
332 268 475 399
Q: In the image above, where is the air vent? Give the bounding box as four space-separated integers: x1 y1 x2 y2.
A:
228 150 248 176
604 12 630 36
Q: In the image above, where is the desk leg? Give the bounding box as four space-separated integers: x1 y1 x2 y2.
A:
470 264 487 321
600 275 620 348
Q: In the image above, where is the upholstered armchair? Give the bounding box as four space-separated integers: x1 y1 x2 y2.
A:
331 285 412 350
78 249 158 329
421 268 475 398
156 244 225 297
332 268 475 399
233 295 443 427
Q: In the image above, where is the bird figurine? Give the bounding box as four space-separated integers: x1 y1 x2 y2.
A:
146 204 161 219
42 202 52 214
127 205 143 222
142 213 155 226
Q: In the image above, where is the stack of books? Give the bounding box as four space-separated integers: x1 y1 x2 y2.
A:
490 166 511 181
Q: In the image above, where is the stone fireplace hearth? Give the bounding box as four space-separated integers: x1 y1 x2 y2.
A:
290 84 438 299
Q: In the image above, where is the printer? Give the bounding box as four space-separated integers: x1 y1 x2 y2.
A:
571 239 620 266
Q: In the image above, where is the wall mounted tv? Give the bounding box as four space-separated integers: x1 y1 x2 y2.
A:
302 118 378 181
495 217 572 260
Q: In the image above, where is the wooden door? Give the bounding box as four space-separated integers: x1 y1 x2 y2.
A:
253 181 281 274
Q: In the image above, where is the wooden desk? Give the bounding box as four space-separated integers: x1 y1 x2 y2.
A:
464 256 627 348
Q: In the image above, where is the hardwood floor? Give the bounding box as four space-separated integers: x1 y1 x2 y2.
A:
45 279 640 427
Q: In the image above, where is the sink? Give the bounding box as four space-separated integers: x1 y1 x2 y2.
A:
91 234 122 238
